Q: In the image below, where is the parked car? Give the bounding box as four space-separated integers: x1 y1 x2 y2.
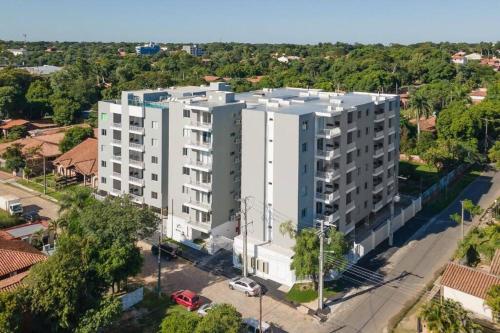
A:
241 318 272 333
228 277 261 296
197 302 216 316
22 211 40 222
151 242 181 260
170 290 202 311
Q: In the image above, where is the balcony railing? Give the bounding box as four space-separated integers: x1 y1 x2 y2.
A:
186 159 212 170
374 112 385 121
112 172 121 178
316 211 340 225
112 139 122 145
129 142 144 151
373 165 384 175
129 159 145 169
185 180 212 192
346 201 356 213
187 139 211 150
111 122 122 129
110 188 121 196
317 127 341 138
129 176 145 186
372 182 384 193
129 125 145 134
316 170 334 181
186 120 212 131
128 193 144 204
388 143 395 151
373 147 384 157
185 198 212 212
111 155 122 162
374 129 384 139
372 200 384 212
346 142 356 152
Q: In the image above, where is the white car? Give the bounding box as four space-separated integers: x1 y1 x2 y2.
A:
241 318 272 333
197 303 216 316
228 277 261 296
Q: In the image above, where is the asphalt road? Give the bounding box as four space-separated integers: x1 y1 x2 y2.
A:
0 171 59 220
322 168 500 333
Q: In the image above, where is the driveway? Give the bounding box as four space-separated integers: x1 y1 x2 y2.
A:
0 181 59 220
136 241 326 333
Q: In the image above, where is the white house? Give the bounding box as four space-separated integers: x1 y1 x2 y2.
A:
440 262 500 322
7 48 27 56
465 53 483 61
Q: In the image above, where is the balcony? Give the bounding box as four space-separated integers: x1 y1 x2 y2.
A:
346 161 356 172
111 139 122 146
316 170 336 182
317 127 341 139
373 164 384 176
184 198 212 213
129 176 145 187
110 188 121 196
346 142 356 153
316 148 340 161
388 128 396 136
111 172 121 179
315 211 340 226
185 139 212 152
387 178 395 186
111 155 122 163
372 200 384 213
129 159 145 169
373 147 384 157
185 159 212 171
388 143 395 152
129 125 145 135
374 129 384 139
184 180 212 193
111 122 122 130
372 182 384 193
129 142 145 151
374 112 385 121
128 193 144 204
346 201 356 214
185 120 212 132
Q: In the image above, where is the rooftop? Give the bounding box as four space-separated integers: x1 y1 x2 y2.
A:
54 138 98 176
0 119 30 130
2 221 48 239
441 262 500 299
0 238 46 277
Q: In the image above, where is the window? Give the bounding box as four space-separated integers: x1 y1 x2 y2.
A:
301 186 307 196
357 129 361 138
151 121 159 129
152 173 158 181
302 121 308 130
301 143 307 152
100 112 108 121
365 127 369 135
347 112 353 124
182 205 190 214
101 129 107 136
101 161 107 167
182 148 188 156
100 145 104 152
183 109 190 118
364 201 368 208
365 108 369 116
182 167 190 175
358 110 362 119
364 182 368 189
303 164 307 174
347 132 353 144
183 129 190 137
357 149 360 157
101 177 106 184
151 138 159 147
151 156 158 164
365 145 369 153
151 191 158 199
301 208 307 218
356 186 360 194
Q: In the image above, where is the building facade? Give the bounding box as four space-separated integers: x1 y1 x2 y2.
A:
233 88 400 286
182 44 205 57
135 42 160 55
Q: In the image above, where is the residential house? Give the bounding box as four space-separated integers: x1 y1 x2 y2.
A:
465 53 483 61
6 48 27 56
53 138 98 187
470 88 488 104
452 52 467 65
0 220 50 245
409 116 437 133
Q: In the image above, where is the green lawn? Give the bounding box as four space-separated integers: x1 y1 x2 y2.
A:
0 209 23 228
16 176 83 201
285 281 340 304
398 161 443 196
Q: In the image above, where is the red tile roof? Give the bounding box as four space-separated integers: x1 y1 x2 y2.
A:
490 249 500 276
441 262 500 299
203 75 221 82
53 138 98 176
409 116 436 132
0 271 29 292
0 119 30 130
0 239 46 277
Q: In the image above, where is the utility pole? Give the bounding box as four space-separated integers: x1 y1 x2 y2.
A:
43 156 46 194
239 196 253 278
259 289 263 333
157 213 163 297
483 118 489 154
461 201 464 240
318 217 324 310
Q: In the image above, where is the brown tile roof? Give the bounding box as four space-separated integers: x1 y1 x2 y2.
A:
203 75 221 82
0 270 29 292
0 131 67 158
0 239 46 277
0 119 30 130
490 249 500 276
409 116 436 132
246 75 265 84
441 262 500 299
53 138 98 176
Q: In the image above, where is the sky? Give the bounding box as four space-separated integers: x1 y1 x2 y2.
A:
0 0 499 44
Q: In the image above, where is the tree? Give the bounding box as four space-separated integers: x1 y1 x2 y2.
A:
160 310 200 333
26 79 53 119
0 86 17 118
195 304 242 333
290 228 348 290
462 199 483 220
485 285 500 319
0 288 30 333
59 126 94 153
52 98 81 126
2 143 25 172
409 92 431 139
419 299 480 333
74 297 122 333
488 141 500 169
6 125 27 140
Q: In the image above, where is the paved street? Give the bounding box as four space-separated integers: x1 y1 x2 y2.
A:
0 171 59 220
322 168 500 333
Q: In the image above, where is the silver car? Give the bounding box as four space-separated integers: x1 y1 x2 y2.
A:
228 277 261 296
197 303 216 316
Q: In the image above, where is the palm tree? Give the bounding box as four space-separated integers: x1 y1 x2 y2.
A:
409 93 431 140
419 299 480 333
448 85 470 105
58 187 92 216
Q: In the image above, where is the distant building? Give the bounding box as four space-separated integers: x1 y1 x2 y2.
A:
6 48 27 56
54 138 98 187
409 116 437 133
452 52 467 65
21 65 62 76
480 57 500 71
182 44 204 57
465 52 482 61
440 262 500 322
45 47 57 53
469 88 487 104
118 48 127 57
135 42 160 56
276 55 301 64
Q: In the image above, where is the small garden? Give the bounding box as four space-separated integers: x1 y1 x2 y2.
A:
398 160 443 196
285 280 346 304
17 173 83 201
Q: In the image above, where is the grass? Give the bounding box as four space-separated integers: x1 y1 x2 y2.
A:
420 166 481 216
285 281 340 304
398 161 443 196
0 209 23 228
16 175 82 201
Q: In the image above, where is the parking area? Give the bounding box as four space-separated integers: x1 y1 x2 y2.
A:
0 181 59 220
136 241 326 333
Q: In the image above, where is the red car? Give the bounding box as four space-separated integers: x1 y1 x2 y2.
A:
170 290 202 311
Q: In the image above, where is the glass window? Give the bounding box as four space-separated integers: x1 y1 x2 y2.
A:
101 129 107 136
152 156 158 164
152 173 158 181
151 121 159 129
101 177 106 184
151 191 158 199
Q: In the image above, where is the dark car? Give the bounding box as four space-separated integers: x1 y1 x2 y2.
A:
22 211 40 223
151 242 181 260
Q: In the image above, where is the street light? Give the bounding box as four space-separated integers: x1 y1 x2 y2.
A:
389 194 400 246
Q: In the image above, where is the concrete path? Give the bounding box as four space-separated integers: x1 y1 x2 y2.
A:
322 168 500 333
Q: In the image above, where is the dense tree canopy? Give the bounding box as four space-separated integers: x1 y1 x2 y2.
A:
59 126 94 153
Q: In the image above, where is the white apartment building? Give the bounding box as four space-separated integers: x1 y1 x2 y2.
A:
234 88 400 286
